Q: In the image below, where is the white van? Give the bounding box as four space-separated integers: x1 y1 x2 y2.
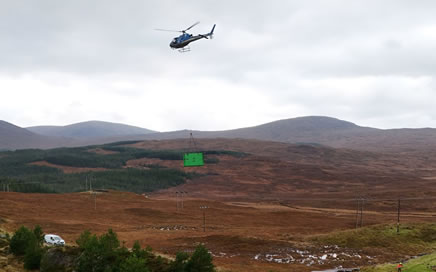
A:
44 234 65 246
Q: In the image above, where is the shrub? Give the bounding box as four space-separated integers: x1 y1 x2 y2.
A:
168 252 189 272
144 254 170 272
10 225 44 270
10 226 35 256
75 230 215 272
185 245 215 272
419 225 436 242
120 255 150 272
75 231 101 272
76 229 93 250
204 157 219 164
24 237 44 270
33 225 44 246
75 229 123 272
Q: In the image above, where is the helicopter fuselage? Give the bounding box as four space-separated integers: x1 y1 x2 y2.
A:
170 33 207 49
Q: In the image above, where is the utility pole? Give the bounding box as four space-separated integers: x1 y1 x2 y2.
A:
355 197 365 228
359 198 365 228
175 191 188 211
397 198 401 233
94 192 97 210
176 192 180 212
355 198 360 229
200 206 208 232
181 191 188 209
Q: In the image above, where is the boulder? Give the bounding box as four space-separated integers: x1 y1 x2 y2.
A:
40 247 78 272
0 256 8 268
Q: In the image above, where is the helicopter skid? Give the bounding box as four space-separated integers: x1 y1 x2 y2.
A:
178 47 191 53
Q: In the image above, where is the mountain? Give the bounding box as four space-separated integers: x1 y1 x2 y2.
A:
27 121 155 139
0 120 68 150
219 116 436 152
138 116 436 152
206 116 375 143
3 116 436 152
136 116 366 142
1 120 155 150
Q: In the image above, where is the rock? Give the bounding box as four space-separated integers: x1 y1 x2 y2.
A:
40 247 78 272
0 238 8 248
0 256 8 268
0 246 8 253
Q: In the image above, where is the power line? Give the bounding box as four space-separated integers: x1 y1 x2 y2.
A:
279 196 436 202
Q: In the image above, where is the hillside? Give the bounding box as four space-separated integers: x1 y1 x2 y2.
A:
0 120 69 150
27 120 155 139
3 116 436 152
0 120 156 150
139 116 436 153
1 138 436 271
129 138 436 203
224 117 436 152
2 137 436 204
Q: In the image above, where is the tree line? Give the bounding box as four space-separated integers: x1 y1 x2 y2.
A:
6 226 215 272
0 143 245 193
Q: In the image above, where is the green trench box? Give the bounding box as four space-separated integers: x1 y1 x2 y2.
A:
183 152 204 167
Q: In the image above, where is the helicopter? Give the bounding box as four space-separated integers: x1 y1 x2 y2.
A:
155 22 216 52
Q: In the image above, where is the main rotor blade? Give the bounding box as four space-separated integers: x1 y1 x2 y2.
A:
154 28 182 33
184 21 200 31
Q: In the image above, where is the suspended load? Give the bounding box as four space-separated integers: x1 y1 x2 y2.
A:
183 152 204 167
183 133 204 167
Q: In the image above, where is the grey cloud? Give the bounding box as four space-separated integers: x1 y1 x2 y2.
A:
2 0 435 78
1 0 436 129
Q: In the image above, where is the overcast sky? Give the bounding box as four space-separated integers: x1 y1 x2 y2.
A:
1 0 436 131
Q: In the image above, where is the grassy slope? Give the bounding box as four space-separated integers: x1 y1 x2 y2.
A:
362 251 436 272
310 223 436 270
310 223 436 254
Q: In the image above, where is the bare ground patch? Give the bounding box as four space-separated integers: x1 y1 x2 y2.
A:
30 161 107 174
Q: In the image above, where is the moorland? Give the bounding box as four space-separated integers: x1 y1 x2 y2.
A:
1 117 436 271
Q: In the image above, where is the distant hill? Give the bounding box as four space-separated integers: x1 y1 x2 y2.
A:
138 116 436 152
215 116 436 152
205 116 376 143
0 120 68 150
3 116 436 152
27 121 155 139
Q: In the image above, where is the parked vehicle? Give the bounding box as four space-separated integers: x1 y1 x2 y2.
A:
44 234 65 246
